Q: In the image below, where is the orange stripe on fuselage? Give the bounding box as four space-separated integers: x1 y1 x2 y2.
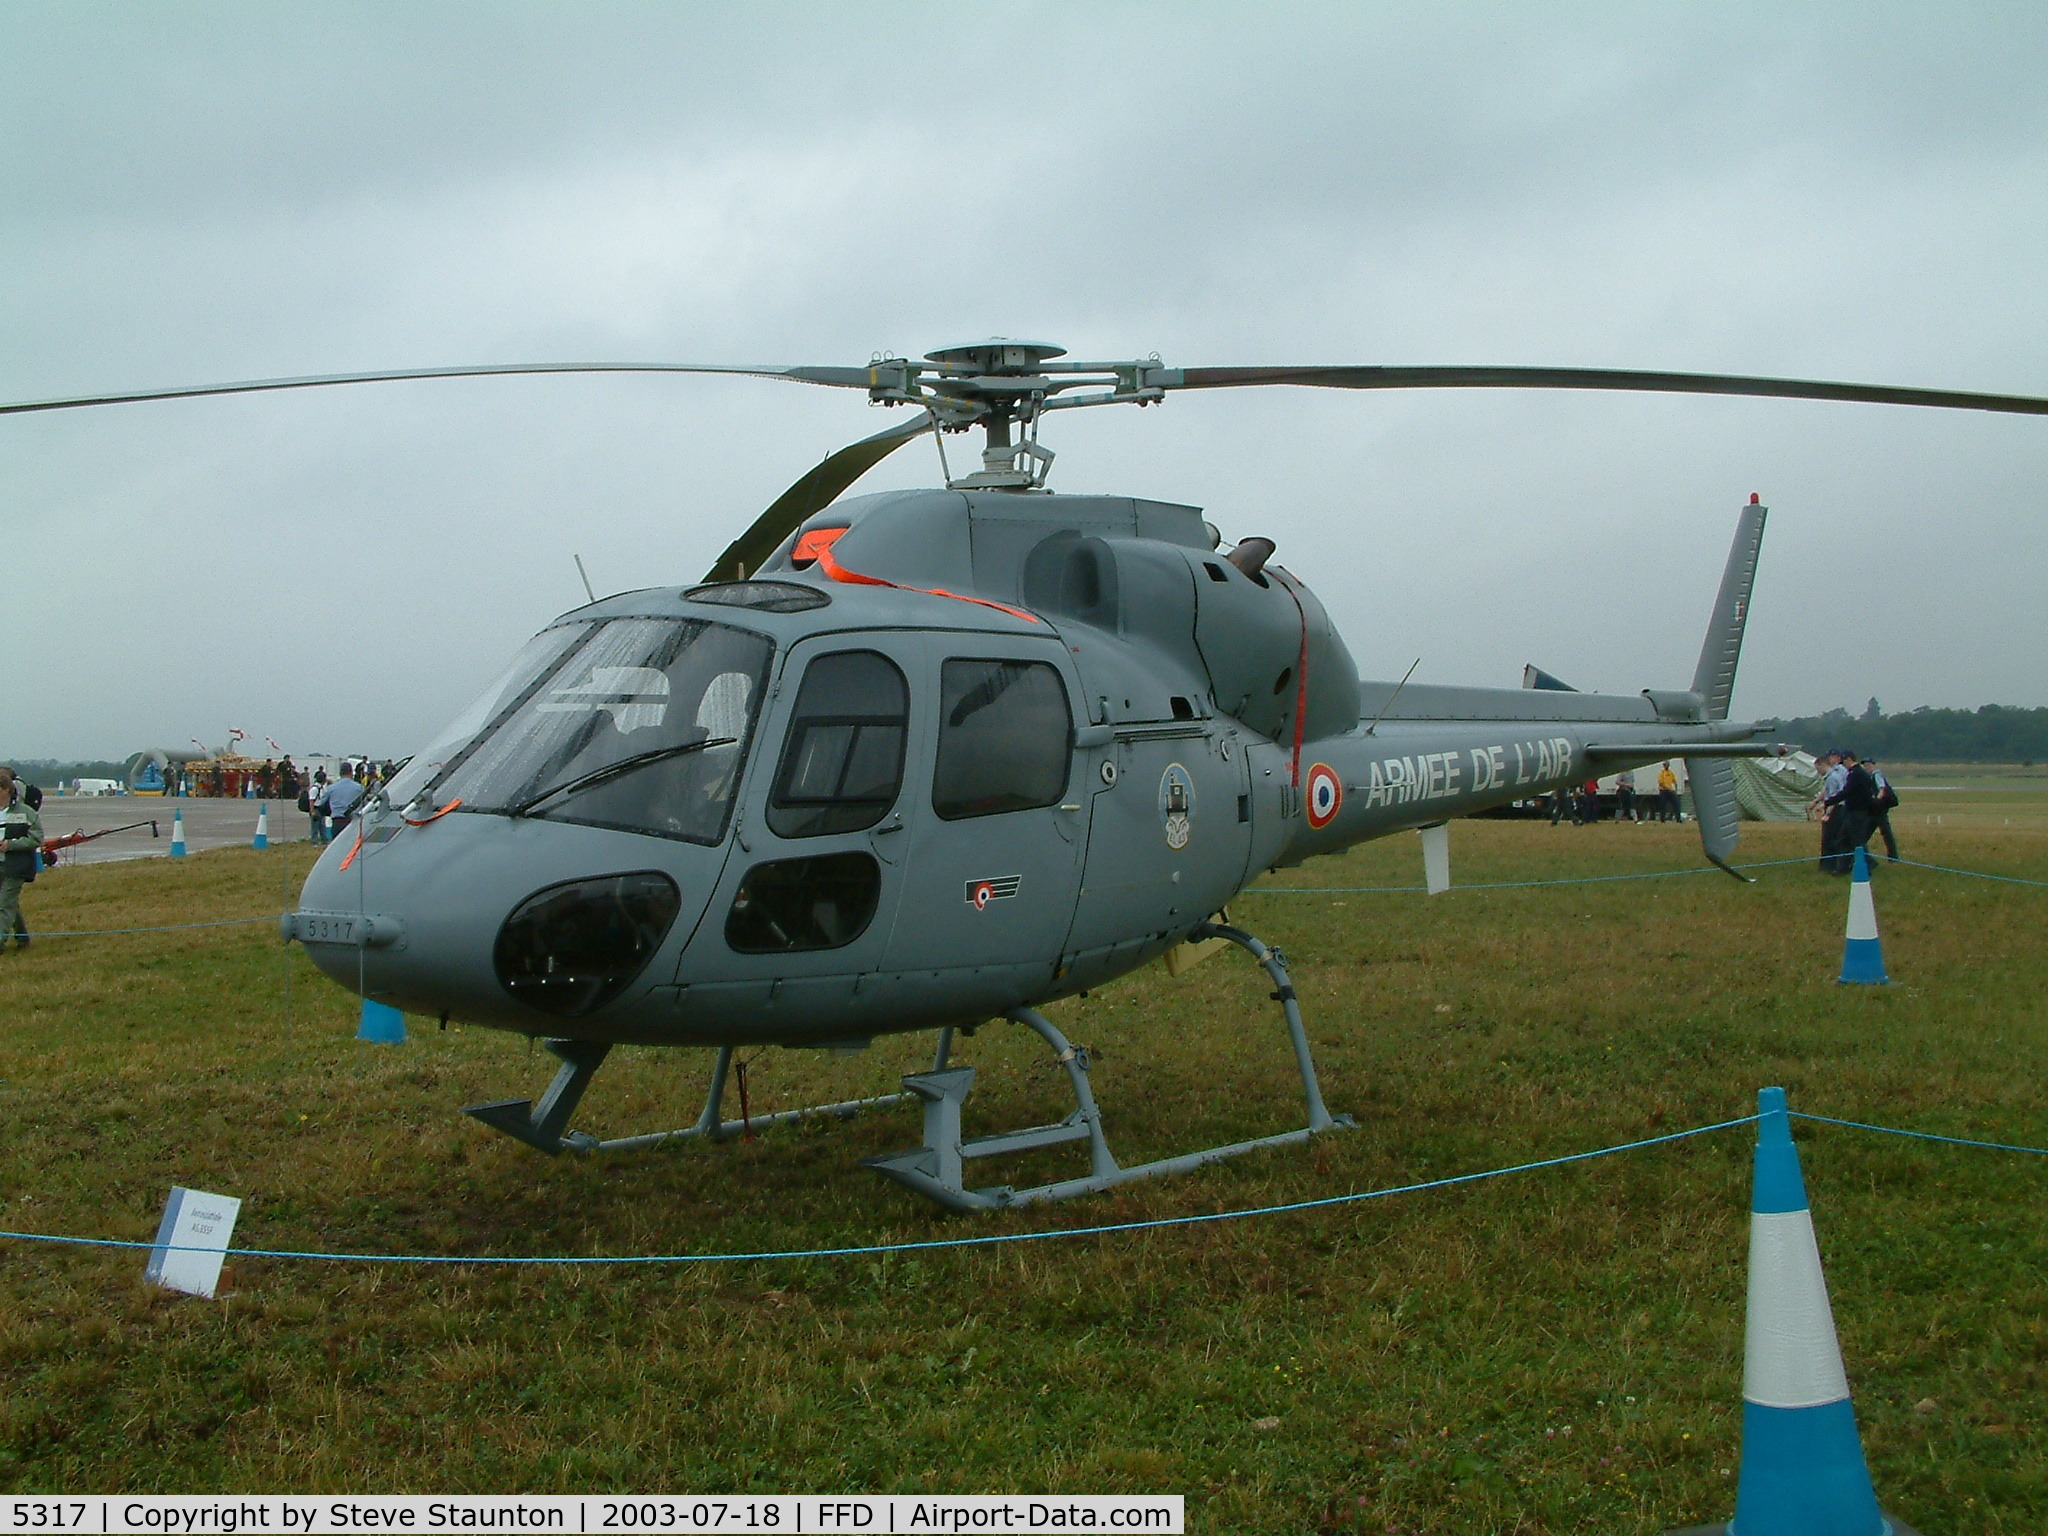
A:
809 537 1040 624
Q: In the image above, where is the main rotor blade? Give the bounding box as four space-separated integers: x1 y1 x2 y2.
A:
702 414 933 583
1161 365 2048 417
0 361 877 416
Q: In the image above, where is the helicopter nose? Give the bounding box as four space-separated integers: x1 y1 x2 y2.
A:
293 811 717 1032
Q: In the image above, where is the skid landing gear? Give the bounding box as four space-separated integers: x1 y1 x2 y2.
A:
865 923 1353 1211
464 1039 908 1155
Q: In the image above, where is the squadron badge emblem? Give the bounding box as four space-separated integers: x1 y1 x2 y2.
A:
1159 762 1195 850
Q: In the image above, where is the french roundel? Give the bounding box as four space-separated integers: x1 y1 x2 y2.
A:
1305 763 1342 829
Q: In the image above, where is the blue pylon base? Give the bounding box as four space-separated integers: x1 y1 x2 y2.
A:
1666 1515 1922 1536
357 999 407 1044
1837 935 1889 985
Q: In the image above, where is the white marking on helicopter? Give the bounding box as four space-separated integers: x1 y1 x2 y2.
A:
1467 744 1510 792
1364 736 1575 808
1363 751 1459 808
966 876 1022 908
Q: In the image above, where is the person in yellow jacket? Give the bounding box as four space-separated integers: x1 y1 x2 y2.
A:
1655 761 1681 822
0 767 45 952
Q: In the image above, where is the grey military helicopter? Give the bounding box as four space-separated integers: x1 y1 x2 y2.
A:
10 344 2045 1210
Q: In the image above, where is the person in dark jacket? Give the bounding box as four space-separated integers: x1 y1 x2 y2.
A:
1827 751 1879 871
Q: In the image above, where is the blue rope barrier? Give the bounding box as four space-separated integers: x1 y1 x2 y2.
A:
1793 1111 2048 1157
0 1115 1761 1268
5 1105 2044 1269
1892 857 2048 889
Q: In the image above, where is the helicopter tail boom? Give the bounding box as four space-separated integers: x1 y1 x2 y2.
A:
1292 499 1773 875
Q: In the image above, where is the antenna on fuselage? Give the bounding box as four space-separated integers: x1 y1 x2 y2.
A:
1365 657 1422 737
574 554 597 605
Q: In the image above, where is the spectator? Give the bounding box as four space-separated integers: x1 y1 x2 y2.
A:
1866 759 1900 863
1834 750 1879 867
1615 769 1638 823
324 762 366 838
0 767 44 952
308 767 330 841
1656 761 1681 822
1816 751 1848 873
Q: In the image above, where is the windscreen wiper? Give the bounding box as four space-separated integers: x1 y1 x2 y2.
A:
513 737 736 818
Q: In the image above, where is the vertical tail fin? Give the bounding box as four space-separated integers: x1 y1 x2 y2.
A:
1692 497 1769 720
1688 757 1752 881
1690 498 1768 881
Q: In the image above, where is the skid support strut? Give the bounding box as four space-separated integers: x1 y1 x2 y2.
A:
464 1038 612 1154
463 1040 909 1155
865 924 1352 1211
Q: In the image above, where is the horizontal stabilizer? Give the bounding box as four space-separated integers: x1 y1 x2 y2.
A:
1522 664 1578 692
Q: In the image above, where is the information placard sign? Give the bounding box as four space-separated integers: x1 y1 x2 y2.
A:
144 1186 241 1298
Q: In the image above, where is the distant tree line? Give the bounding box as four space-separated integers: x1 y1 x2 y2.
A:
1767 703 2048 763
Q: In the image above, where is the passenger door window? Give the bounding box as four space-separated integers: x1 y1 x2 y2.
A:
767 650 909 837
932 659 1072 820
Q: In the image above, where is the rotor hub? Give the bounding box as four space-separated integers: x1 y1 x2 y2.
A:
923 338 1068 374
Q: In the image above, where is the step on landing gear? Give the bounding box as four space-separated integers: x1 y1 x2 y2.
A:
464 1039 907 1155
865 922 1353 1211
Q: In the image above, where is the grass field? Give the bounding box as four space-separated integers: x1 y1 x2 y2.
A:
1 790 2044 1533
1887 765 2048 835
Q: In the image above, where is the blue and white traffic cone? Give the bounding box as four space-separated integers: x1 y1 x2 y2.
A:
357 999 407 1044
1673 1087 1916 1535
1837 846 1888 985
252 803 269 851
169 810 186 858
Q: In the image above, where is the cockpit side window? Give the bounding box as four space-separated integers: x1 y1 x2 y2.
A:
932 659 1072 820
767 650 909 838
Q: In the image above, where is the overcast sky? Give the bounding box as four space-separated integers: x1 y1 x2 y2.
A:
4 3 2044 762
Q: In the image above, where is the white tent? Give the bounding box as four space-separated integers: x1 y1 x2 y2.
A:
1728 749 1822 821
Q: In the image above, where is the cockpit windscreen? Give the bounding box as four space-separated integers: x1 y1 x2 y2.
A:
428 618 772 845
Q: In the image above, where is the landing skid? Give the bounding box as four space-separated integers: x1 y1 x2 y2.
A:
864 922 1354 1212
464 1039 908 1156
